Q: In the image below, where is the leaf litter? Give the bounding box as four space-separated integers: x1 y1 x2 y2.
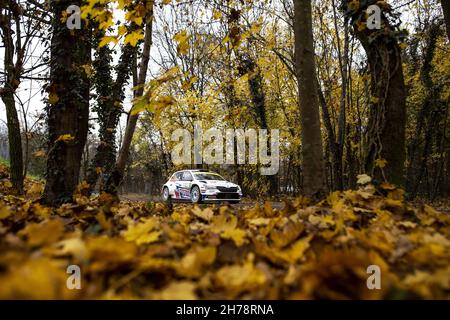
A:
0 164 449 299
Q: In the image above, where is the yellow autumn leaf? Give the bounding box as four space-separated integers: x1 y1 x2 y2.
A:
0 206 11 219
212 9 222 20
122 217 161 245
214 254 266 295
191 206 214 221
375 158 388 168
177 246 216 278
357 174 372 185
19 219 65 247
124 30 144 47
174 30 191 55
98 36 119 48
56 134 75 143
53 237 89 261
48 92 59 105
153 281 197 300
81 64 94 78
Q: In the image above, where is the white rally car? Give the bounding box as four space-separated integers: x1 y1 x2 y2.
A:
161 170 242 204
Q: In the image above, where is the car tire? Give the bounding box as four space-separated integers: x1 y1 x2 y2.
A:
162 187 171 203
190 185 202 204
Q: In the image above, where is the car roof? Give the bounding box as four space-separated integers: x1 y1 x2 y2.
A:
172 170 222 175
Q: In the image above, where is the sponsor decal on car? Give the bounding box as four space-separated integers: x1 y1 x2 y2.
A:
175 184 191 199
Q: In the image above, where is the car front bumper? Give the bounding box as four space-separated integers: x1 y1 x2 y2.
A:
201 190 242 202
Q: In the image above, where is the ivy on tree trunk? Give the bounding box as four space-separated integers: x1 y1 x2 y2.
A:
42 0 91 205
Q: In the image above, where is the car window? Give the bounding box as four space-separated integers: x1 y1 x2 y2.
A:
182 172 193 181
194 173 225 181
174 172 184 180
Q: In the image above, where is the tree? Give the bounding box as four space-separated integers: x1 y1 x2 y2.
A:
441 0 450 41
0 0 46 193
293 0 326 198
86 33 137 193
42 0 91 205
341 1 407 186
104 3 154 195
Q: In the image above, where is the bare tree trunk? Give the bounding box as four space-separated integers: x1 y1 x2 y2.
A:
331 1 349 190
105 8 154 195
1 93 24 193
406 22 442 196
42 0 91 205
0 2 24 194
293 0 326 198
317 82 337 189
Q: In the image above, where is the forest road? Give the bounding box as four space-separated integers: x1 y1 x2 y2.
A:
120 193 285 210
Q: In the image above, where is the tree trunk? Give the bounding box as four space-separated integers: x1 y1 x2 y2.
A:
42 0 91 205
441 0 450 41
2 93 24 193
346 3 407 186
87 39 137 192
238 55 278 195
406 22 442 196
293 0 326 198
105 9 154 195
0 4 24 194
317 82 337 190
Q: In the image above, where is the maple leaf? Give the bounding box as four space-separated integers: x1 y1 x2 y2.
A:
56 134 75 143
214 254 266 296
99 36 118 48
124 30 144 47
52 237 89 261
173 31 191 55
86 236 138 271
153 281 197 300
357 174 372 185
0 258 79 299
191 206 214 222
375 158 388 168
177 246 216 278
255 235 313 264
19 219 65 247
0 206 12 219
122 217 161 245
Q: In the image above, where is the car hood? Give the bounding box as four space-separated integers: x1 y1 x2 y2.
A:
198 180 239 188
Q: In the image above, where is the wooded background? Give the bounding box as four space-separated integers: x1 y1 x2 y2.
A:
1 0 449 204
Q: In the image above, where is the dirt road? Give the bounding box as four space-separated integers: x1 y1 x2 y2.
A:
120 193 285 210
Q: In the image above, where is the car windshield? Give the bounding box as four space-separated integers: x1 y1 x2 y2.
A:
194 173 225 181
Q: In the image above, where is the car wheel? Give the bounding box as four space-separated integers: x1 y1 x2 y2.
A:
190 186 202 204
162 187 171 203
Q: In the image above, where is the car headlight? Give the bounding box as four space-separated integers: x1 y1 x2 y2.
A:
205 185 217 190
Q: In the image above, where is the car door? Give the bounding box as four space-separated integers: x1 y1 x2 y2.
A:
172 172 184 199
179 171 194 200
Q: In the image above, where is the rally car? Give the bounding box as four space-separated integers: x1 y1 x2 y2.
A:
161 170 242 204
